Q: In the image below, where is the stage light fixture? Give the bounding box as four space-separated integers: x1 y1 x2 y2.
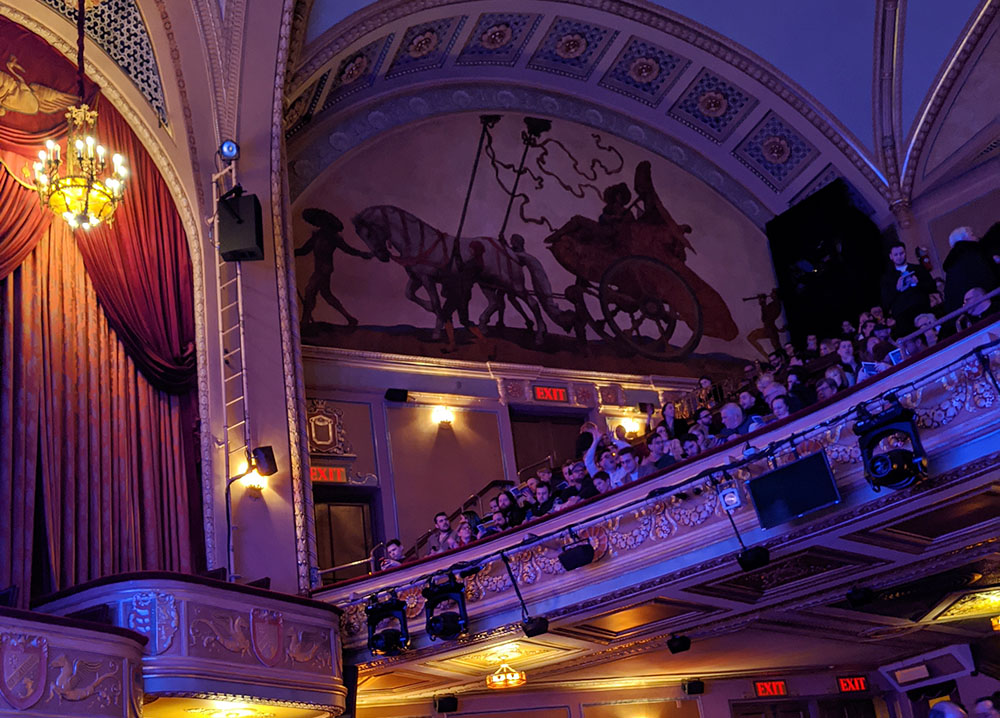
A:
558 527 595 572
500 552 549 637
682 679 705 695
366 589 410 656
423 572 469 641
667 634 691 654
719 483 770 572
219 140 240 161
719 486 742 509
251 446 278 476
853 395 928 491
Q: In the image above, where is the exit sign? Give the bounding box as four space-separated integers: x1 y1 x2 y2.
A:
754 680 788 697
310 466 347 483
532 384 568 403
838 676 869 693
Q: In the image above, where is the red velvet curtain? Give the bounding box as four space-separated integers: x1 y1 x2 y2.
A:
0 160 50 279
71 97 197 394
0 225 193 599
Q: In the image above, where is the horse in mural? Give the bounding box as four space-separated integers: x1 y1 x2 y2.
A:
351 206 572 343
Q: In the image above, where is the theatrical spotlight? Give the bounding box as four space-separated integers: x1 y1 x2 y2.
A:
219 139 240 161
717 480 770 572
423 572 469 641
558 528 595 572
500 552 549 637
853 395 928 491
667 634 691 654
366 589 410 656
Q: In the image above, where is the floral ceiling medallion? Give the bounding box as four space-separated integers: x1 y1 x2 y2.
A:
628 56 660 83
339 54 369 84
697 90 728 118
408 30 440 59
481 23 513 50
555 33 588 59
762 135 791 164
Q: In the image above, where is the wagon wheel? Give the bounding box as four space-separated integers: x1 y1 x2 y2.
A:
598 256 703 359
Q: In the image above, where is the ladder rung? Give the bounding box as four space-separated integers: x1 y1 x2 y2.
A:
225 399 245 410
223 347 241 360
220 300 239 313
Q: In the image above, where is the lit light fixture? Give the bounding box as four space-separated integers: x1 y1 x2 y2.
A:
992 615 1000 632
240 469 266 492
486 663 526 690
219 139 240 161
619 417 640 435
431 406 455 425
30 0 127 230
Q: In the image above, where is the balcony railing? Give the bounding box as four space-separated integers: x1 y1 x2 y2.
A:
313 319 1000 656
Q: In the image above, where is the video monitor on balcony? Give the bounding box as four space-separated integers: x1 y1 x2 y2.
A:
746 451 840 529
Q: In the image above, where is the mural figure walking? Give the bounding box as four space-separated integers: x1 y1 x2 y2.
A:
744 289 785 358
296 208 372 326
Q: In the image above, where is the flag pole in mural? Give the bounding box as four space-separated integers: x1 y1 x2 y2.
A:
498 117 551 245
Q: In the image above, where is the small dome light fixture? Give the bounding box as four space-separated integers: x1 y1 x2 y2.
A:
431 406 455 425
219 139 240 161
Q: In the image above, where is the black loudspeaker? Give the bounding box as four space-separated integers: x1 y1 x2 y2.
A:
682 679 705 695
251 446 278 476
219 193 264 262
342 663 358 717
766 179 884 344
384 388 408 402
434 695 458 713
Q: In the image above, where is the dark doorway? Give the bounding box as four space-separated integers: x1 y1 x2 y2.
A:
313 484 377 584
817 697 877 718
731 700 810 718
509 407 588 479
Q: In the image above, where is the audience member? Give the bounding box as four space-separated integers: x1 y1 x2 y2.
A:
681 435 701 459
658 401 688 439
448 520 476 549
617 446 641 484
719 403 750 438
956 286 1000 331
974 692 1000 718
478 510 509 538
880 241 935 334
640 432 674 477
815 378 838 402
825 365 851 391
836 340 861 384
496 490 525 527
770 395 791 421
528 481 555 519
381 539 405 569
427 512 453 556
943 226 998 312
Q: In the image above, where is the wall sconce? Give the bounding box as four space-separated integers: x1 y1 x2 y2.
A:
431 406 455 425
225 445 278 581
992 615 1000 632
241 469 267 493
618 417 640 435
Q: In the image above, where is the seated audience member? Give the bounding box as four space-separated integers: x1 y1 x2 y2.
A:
757 372 786 404
770 394 792 421
381 539 406 569
527 481 555 519
840 320 856 340
696 375 719 409
487 497 499 514
589 471 611 496
785 369 814 409
718 402 750 438
681 435 701 459
914 312 939 347
943 226 999 313
496 490 525 527
741 362 760 389
575 422 598 456
767 350 788 377
640 432 673 477
815 378 838 402
536 466 553 484
558 460 589 501
448 520 476 550
801 334 820 361
658 401 688 439
956 286 1000 331
583 426 629 486
694 407 716 436
836 340 861 384
819 338 838 357
825 365 850 391
737 389 767 418
617 446 641 485
427 512 453 556
881 241 935 334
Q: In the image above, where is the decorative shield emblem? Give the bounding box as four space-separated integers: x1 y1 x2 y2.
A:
250 609 283 667
126 592 178 655
0 632 48 710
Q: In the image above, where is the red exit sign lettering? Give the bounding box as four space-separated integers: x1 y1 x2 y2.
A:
838 676 868 693
533 385 568 402
311 466 347 483
754 680 788 697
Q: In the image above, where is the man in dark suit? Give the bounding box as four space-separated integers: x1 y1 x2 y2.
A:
943 226 999 313
880 242 934 335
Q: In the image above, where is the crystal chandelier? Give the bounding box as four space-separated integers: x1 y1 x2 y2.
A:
30 0 127 230
485 663 527 690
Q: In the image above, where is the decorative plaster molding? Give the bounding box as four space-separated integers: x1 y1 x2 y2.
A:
272 0 316 594
289 0 889 203
901 0 1000 197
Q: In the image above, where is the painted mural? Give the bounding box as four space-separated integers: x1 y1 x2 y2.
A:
292 114 779 375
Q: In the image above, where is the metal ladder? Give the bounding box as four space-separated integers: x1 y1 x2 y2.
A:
211 163 252 577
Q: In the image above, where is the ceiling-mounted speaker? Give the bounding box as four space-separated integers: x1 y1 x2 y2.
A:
682 679 705 695
218 193 264 262
384 388 408 402
434 695 458 713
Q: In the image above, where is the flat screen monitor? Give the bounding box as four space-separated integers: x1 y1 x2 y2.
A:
746 451 840 529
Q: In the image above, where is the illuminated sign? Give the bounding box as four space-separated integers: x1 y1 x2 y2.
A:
310 466 347 483
754 680 788 697
532 385 568 403
837 676 869 693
